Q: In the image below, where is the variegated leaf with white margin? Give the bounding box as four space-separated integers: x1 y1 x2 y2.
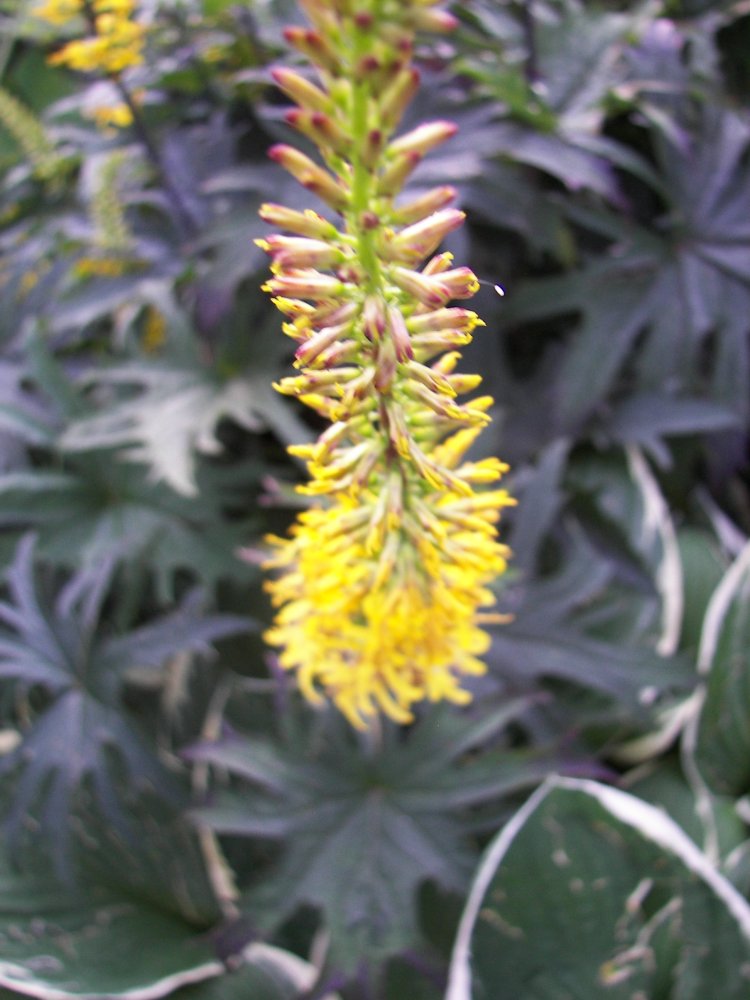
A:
0 832 339 1000
625 446 683 659
0 845 222 1000
678 538 750 866
162 944 341 1000
608 447 691 766
446 776 750 1000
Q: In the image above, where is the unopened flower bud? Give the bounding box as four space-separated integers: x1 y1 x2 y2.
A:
378 67 420 131
283 26 340 75
390 208 465 263
294 322 350 367
259 203 340 241
363 295 386 341
285 108 351 158
388 120 457 157
406 307 483 334
392 185 456 226
387 305 413 361
362 128 385 169
412 7 458 32
257 235 345 269
405 359 455 396
268 144 349 212
263 269 348 300
377 151 422 197
271 67 332 113
297 0 338 32
375 338 397 393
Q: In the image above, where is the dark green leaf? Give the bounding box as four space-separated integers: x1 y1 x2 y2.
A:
694 542 750 796
447 779 750 999
0 846 222 1000
192 701 544 969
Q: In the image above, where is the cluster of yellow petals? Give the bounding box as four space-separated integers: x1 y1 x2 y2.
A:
266 459 513 729
34 0 145 76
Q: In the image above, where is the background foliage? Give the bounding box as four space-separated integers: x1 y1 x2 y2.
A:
1 0 749 997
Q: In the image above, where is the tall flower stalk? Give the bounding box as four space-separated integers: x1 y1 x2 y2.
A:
260 0 514 730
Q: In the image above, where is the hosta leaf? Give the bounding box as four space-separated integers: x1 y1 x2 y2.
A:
73 789 224 926
676 528 727 655
624 759 747 865
447 778 750 1000
191 701 546 969
61 364 265 496
692 539 750 796
169 944 341 1000
0 845 222 1000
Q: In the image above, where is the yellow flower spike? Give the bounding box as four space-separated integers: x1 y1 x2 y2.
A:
261 0 514 727
36 0 145 81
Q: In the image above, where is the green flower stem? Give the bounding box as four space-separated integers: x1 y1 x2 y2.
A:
348 28 380 289
111 76 198 239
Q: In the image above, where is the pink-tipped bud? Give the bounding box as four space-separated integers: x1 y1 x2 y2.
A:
268 145 349 212
316 338 359 368
405 359 455 396
390 208 465 263
378 67 420 132
392 186 456 226
355 54 381 79
387 306 414 361
374 339 397 394
283 26 340 75
406 307 483 334
388 120 458 158
271 67 331 113
294 323 349 367
263 269 347 301
390 265 479 307
297 0 338 32
412 8 459 32
362 128 385 169
410 329 473 360
389 266 446 308
260 235 345 270
363 295 386 341
285 109 350 158
259 203 340 241
423 251 454 275
376 151 422 197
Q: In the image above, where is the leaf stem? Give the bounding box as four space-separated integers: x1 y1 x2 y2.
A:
111 76 198 238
